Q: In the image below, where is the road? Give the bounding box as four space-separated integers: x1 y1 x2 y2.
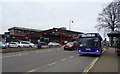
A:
2 47 98 72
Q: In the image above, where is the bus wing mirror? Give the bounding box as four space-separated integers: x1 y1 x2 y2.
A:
100 38 102 41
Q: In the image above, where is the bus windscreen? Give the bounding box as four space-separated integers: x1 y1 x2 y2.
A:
78 37 100 47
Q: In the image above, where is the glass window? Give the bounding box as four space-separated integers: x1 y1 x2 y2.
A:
78 37 100 47
66 42 74 45
21 42 29 44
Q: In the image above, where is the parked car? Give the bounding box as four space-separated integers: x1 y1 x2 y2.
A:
19 41 32 48
48 42 60 47
0 41 6 49
37 42 48 48
7 42 23 48
38 42 48 45
20 41 35 48
54 43 60 46
64 42 78 50
5 42 10 47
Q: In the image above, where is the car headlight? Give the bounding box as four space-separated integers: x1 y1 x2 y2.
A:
69 45 73 47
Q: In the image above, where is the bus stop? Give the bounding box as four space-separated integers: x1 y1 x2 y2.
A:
107 31 120 56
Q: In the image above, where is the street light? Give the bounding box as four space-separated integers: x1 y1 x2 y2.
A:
69 20 73 30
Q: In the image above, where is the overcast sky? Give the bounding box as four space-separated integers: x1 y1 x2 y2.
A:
0 0 113 38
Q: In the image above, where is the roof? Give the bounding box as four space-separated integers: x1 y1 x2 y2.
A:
8 27 42 32
107 31 120 37
28 27 83 37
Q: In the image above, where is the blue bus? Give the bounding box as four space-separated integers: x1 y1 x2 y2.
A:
77 33 103 55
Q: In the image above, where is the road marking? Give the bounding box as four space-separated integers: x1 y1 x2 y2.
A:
102 48 106 53
24 69 36 74
48 62 57 66
69 56 74 58
61 58 67 61
83 48 106 74
27 69 36 72
83 57 99 74
76 54 79 56
18 54 22 56
2 53 28 58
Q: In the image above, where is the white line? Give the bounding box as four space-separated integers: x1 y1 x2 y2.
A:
61 58 67 61
69 56 74 58
48 62 57 66
18 54 22 56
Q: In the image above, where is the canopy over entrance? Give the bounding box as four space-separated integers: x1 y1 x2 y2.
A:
107 31 120 37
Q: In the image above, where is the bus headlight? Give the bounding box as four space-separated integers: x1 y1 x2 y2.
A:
80 44 83 47
96 50 99 52
79 50 81 52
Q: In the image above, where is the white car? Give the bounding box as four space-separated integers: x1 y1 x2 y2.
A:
20 41 35 48
54 43 60 46
48 42 60 47
8 42 24 48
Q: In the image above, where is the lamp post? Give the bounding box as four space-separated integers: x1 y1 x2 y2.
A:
69 20 73 30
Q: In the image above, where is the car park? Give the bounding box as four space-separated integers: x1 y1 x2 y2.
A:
64 42 78 50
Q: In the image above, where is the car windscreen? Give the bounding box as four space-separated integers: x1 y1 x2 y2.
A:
78 37 100 47
66 42 74 45
21 42 29 44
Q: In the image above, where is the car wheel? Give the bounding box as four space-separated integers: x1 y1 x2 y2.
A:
17 46 21 48
64 48 66 50
29 45 32 48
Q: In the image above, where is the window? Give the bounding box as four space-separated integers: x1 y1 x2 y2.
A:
78 37 100 47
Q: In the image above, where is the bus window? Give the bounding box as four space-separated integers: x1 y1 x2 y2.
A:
78 37 100 47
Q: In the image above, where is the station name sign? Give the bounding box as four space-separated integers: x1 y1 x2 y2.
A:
80 34 96 37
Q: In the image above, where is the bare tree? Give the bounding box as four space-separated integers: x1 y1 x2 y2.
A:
96 1 120 32
95 0 120 45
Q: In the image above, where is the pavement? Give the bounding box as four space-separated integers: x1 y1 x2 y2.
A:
90 47 119 73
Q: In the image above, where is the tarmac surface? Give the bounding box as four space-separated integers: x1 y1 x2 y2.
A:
2 47 96 72
90 47 119 73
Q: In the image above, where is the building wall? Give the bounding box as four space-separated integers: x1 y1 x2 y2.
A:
9 29 15 35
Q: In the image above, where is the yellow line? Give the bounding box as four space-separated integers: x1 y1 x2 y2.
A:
27 69 36 72
83 57 99 74
48 62 57 66
61 58 66 61
24 69 36 74
102 48 106 53
82 48 106 74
